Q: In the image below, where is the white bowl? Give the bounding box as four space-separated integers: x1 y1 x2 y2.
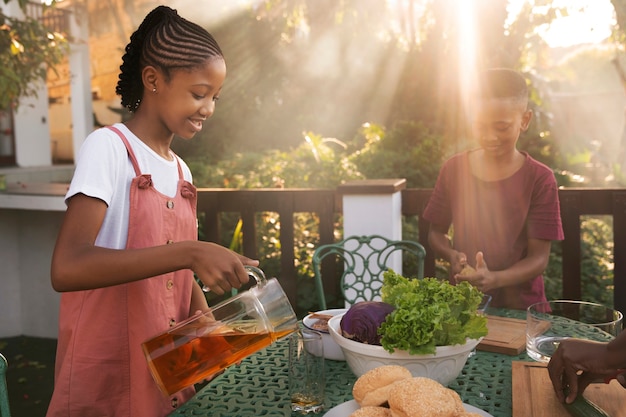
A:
327 314 481 386
302 308 347 361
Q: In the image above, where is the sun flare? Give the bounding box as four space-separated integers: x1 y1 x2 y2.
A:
507 0 615 48
456 0 479 117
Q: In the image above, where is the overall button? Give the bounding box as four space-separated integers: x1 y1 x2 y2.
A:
169 318 176 327
171 397 179 408
166 200 175 209
166 280 174 290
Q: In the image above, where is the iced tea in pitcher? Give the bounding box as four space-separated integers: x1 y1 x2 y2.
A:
142 268 298 396
143 319 293 395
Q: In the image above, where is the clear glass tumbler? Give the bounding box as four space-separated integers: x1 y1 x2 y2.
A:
289 329 325 414
526 300 623 363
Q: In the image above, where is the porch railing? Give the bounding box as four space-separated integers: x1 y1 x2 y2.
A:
25 1 71 34
198 187 626 315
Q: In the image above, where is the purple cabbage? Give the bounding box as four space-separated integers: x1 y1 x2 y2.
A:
340 301 395 345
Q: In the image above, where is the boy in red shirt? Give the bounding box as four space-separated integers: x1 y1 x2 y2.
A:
423 68 564 309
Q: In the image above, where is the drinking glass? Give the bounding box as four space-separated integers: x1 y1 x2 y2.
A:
526 300 623 363
289 329 325 414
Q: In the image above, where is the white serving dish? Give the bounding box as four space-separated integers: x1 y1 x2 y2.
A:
327 313 481 386
302 308 347 361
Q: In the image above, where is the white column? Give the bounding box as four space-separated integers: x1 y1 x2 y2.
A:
339 179 406 301
0 0 23 18
3 1 52 167
69 5 93 160
340 179 406 240
14 83 53 167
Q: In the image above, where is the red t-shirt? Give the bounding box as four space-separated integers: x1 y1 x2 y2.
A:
423 151 564 309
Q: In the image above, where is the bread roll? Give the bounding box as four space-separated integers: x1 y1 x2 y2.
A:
387 377 464 417
352 365 412 407
349 406 392 417
459 264 476 276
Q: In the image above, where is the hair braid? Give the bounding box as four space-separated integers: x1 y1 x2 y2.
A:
116 6 224 113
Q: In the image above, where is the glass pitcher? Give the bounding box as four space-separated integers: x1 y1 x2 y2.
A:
142 266 298 396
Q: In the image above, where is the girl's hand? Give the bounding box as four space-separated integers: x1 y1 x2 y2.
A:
192 242 259 295
191 309 215 322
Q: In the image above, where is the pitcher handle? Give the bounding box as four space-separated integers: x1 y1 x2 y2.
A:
202 265 267 293
245 265 267 287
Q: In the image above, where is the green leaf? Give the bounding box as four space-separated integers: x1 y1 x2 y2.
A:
379 271 488 355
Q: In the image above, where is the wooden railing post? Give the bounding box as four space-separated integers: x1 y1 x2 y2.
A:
559 190 582 302
612 192 626 315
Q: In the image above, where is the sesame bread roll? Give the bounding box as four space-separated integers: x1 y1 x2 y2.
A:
387 377 463 417
352 365 413 407
349 406 393 417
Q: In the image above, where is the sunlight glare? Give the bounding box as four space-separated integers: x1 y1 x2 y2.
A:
507 0 615 48
457 0 478 117
385 0 430 47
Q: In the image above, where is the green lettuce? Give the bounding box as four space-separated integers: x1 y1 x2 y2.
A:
379 270 488 355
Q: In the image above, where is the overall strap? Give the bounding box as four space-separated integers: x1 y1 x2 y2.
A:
108 126 185 180
107 125 142 177
171 152 185 180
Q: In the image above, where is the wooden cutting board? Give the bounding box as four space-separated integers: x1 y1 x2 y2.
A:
476 315 528 355
512 361 626 417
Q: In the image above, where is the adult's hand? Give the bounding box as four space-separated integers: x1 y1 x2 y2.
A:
547 339 616 403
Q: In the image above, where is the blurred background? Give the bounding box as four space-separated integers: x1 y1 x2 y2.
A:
36 0 626 190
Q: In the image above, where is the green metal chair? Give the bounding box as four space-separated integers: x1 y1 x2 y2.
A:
312 235 426 310
0 353 10 417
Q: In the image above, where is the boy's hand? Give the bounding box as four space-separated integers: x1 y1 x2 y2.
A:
450 250 469 276
455 251 497 292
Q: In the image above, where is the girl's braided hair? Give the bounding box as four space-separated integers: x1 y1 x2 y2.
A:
116 5 223 112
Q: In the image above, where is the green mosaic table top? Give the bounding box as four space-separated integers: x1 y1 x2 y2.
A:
170 309 532 417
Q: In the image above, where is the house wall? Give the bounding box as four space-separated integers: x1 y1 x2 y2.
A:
0 210 22 336
0 208 63 339
13 83 53 167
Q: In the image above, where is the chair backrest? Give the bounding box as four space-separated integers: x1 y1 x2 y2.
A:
312 235 426 309
0 353 10 417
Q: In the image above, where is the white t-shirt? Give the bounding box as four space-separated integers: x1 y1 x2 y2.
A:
66 123 193 250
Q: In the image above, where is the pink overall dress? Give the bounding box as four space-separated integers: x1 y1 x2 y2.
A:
47 126 197 416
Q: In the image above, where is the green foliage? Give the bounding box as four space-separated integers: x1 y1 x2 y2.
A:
0 0 69 109
171 0 562 163
191 131 362 189
349 121 447 188
544 216 614 307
